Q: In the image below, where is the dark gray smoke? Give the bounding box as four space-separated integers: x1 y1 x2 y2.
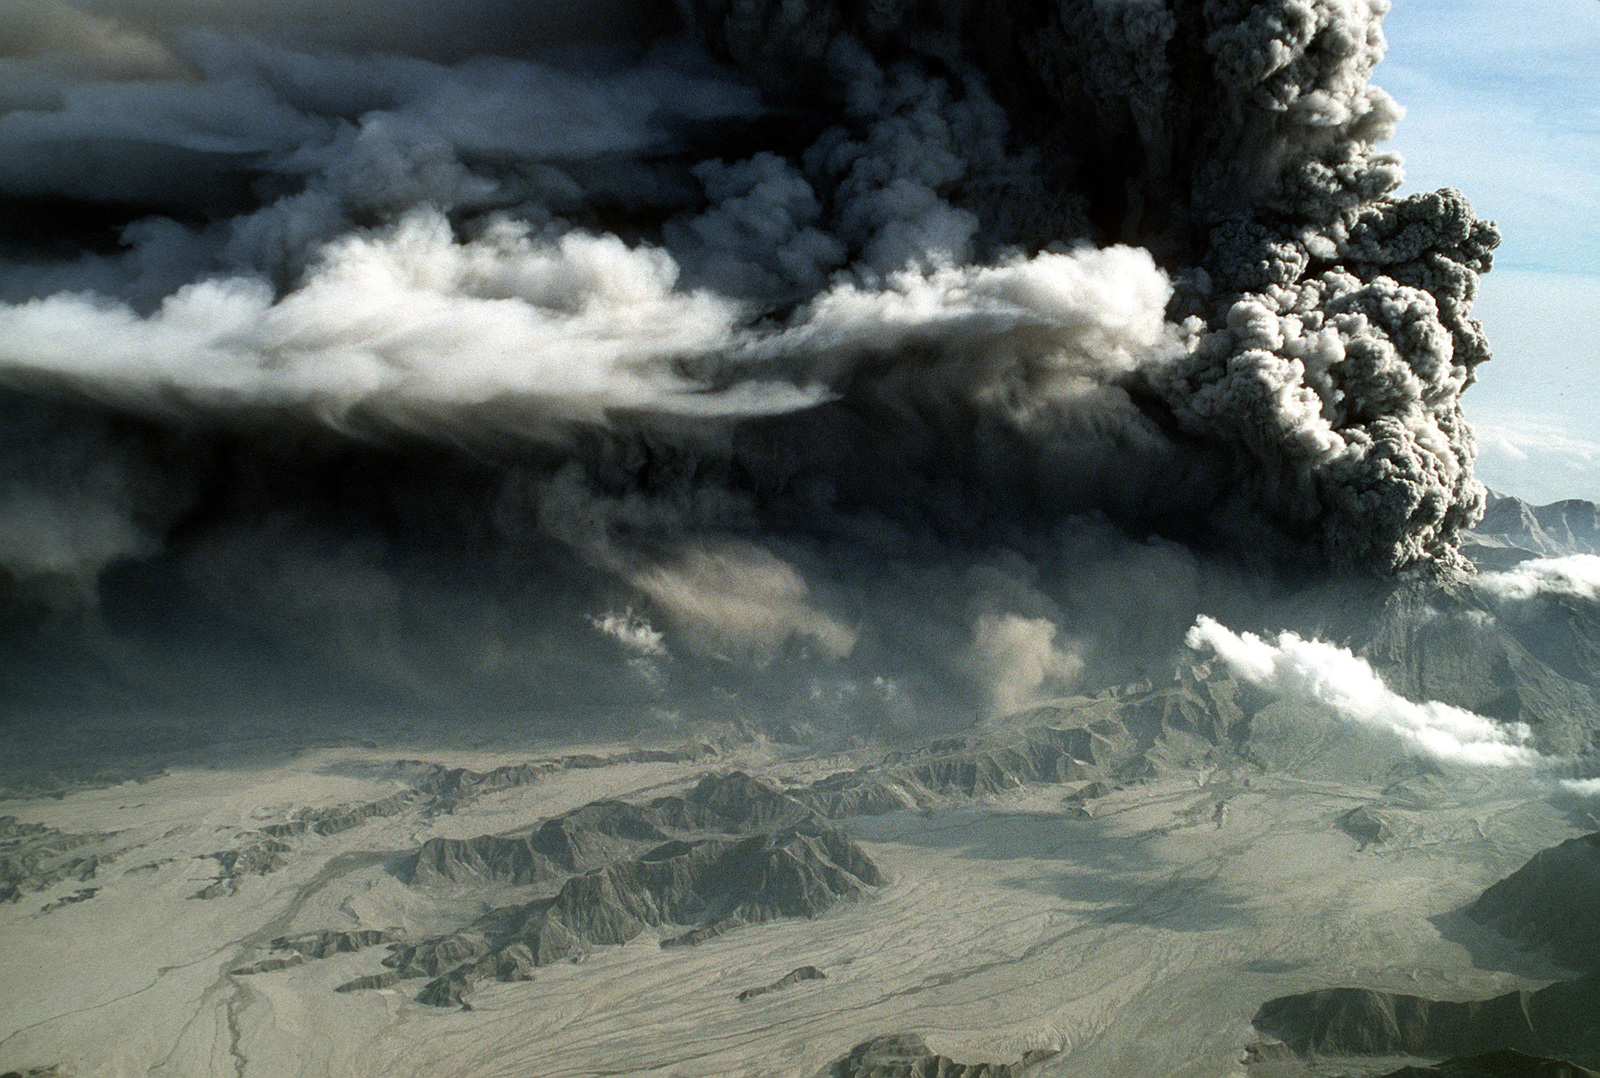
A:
0 0 1499 734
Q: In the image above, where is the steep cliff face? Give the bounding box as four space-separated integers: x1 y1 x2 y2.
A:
1352 578 1600 757
1469 833 1600 974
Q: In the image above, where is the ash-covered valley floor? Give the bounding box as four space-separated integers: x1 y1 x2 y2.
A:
6 527 1600 1078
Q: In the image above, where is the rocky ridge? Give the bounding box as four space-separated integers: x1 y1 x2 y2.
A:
191 834 292 899
1375 1050 1600 1078
233 929 405 975
737 965 825 1001
1463 495 1600 571
1468 832 1600 973
221 643 1597 1020
825 1033 1057 1077
1254 829 1600 1071
392 669 1257 905
1338 804 1399 848
788 663 1266 820
1 816 117 906
315 772 884 1007
189 743 716 899
286 670 1270 1008
1253 975 1600 1063
1348 575 1600 757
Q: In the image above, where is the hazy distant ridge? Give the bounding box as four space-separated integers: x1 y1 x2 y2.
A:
1464 493 1600 569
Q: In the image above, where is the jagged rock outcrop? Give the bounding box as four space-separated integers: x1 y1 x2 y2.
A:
403 771 818 889
411 744 718 814
260 790 427 839
189 742 721 894
388 816 881 1007
826 1033 1056 1077
259 744 717 841
190 834 291 899
1377 1049 1600 1078
233 928 405 974
0 816 116 904
790 770 925 818
1468 833 1600 973
1061 781 1114 819
738 965 825 1001
272 928 404 959
333 971 411 993
233 954 307 975
1252 975 1600 1062
884 720 1140 798
1339 805 1397 848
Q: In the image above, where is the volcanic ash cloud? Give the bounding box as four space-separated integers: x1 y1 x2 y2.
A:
0 0 1504 723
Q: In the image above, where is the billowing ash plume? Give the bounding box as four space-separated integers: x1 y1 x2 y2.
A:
0 0 1500 730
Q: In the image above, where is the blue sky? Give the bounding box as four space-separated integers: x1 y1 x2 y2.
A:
1379 0 1600 504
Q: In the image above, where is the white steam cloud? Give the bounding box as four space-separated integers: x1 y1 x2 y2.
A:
1477 555 1600 604
590 609 666 657
0 212 1176 434
1186 615 1545 769
0 212 784 428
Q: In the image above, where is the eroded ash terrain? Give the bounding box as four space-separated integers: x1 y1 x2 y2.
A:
1 499 1598 1077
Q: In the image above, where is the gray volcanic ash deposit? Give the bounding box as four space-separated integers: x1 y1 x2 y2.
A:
0 0 1508 750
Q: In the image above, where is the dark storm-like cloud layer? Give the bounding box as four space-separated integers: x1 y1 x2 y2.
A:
0 0 1499 726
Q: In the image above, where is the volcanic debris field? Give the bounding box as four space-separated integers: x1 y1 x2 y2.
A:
3 493 1599 1077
